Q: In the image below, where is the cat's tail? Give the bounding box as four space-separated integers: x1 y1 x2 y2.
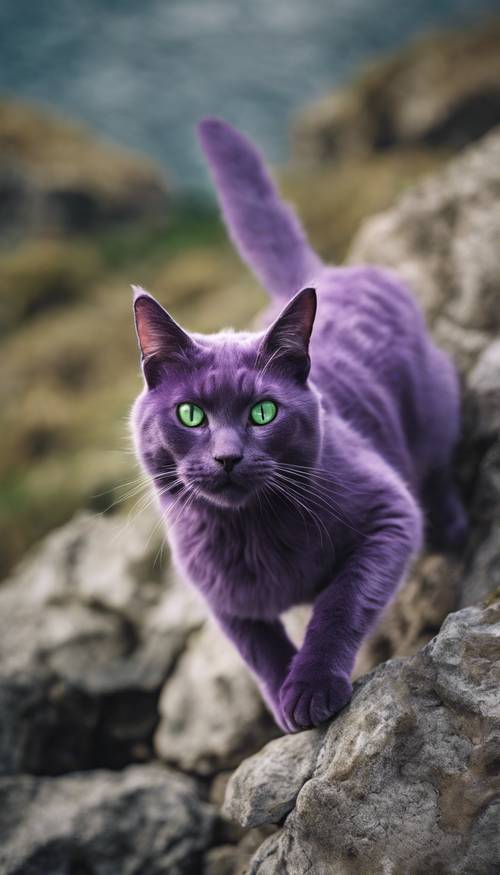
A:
197 117 322 300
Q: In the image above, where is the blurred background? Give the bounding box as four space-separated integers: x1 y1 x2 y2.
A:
1 0 500 574
2 3 500 872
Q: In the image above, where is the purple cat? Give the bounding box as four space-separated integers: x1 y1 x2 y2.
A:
131 118 466 732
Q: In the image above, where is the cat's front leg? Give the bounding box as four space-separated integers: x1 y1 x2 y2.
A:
213 611 297 730
279 488 422 732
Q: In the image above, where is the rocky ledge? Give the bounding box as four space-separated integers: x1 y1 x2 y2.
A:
225 600 500 874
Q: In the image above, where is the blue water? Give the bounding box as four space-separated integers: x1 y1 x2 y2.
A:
0 0 498 190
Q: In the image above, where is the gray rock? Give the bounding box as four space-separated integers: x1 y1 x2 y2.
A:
233 602 500 874
349 128 500 372
0 502 276 780
0 764 215 875
459 340 500 607
223 728 326 828
203 827 278 875
155 621 277 776
204 845 241 875
0 511 203 775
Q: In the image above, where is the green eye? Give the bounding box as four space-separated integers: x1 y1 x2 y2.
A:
177 402 205 427
250 399 277 426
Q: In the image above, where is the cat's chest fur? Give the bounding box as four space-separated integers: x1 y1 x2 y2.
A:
168 503 334 620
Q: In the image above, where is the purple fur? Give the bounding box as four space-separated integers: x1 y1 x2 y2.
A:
197 118 322 298
130 118 467 732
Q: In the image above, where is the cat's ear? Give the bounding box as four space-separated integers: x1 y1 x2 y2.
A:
133 286 196 388
257 287 316 383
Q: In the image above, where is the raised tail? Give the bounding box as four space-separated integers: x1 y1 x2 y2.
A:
197 117 322 299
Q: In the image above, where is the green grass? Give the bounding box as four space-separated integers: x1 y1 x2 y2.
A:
95 196 226 272
0 194 257 576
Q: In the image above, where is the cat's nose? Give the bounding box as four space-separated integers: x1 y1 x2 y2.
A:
214 454 243 473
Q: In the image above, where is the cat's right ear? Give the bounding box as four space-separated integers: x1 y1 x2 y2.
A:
132 286 196 388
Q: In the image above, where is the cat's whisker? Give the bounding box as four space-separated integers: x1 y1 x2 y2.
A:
108 486 163 546
103 469 182 515
145 487 186 551
108 470 183 537
164 480 198 530
262 483 317 545
273 470 361 537
275 462 372 495
271 473 338 549
268 475 335 555
274 465 350 510
275 460 361 481
168 485 199 530
94 464 181 515
273 463 364 513
275 482 333 555
266 478 309 533
273 466 343 504
142 486 187 553
92 474 145 498
97 481 152 516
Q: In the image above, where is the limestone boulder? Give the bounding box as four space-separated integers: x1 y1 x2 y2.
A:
0 510 204 775
0 764 215 875
155 621 277 776
229 602 500 875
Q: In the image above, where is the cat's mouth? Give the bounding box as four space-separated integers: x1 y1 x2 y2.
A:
198 473 254 507
210 475 244 494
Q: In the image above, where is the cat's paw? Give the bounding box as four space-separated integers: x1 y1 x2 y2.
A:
278 666 352 733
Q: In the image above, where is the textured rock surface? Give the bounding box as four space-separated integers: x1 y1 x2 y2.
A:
0 510 204 775
223 728 326 828
294 21 500 164
204 828 278 875
0 764 215 875
0 506 279 871
231 602 500 874
0 504 277 781
155 621 276 776
459 340 500 607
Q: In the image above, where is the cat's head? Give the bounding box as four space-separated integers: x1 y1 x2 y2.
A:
131 285 322 510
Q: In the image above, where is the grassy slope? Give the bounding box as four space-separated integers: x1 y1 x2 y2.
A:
0 200 266 574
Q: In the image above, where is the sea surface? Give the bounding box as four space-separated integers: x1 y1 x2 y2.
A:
0 0 499 190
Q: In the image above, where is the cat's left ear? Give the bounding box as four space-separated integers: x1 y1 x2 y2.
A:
257 287 316 383
132 285 197 388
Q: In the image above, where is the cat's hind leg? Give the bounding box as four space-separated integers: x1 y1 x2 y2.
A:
422 465 468 551
421 346 468 551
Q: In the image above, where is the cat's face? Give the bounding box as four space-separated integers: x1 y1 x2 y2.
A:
131 286 320 510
